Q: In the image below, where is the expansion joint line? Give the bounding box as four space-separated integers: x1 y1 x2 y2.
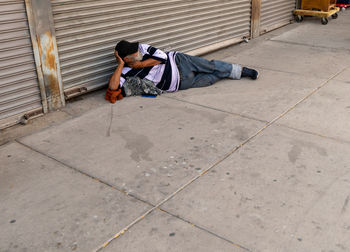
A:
164 95 268 124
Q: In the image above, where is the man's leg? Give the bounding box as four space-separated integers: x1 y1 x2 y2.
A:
176 53 243 90
177 53 239 77
190 73 221 88
176 53 258 90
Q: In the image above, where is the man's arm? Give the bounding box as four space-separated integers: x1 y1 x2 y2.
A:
128 58 161 69
109 51 125 90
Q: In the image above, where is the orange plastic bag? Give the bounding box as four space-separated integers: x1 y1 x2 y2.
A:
105 89 123 104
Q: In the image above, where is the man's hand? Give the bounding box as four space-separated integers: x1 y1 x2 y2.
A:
109 51 125 91
114 51 124 66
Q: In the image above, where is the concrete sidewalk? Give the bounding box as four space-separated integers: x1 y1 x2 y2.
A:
1 11 350 252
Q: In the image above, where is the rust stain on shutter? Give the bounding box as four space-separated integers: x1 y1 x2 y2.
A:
36 32 61 109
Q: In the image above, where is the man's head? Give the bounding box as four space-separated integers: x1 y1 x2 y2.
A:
115 40 142 64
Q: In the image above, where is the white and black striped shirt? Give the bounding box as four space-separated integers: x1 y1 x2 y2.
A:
119 44 180 92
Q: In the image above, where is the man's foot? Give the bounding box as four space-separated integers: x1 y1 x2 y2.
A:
241 67 259 80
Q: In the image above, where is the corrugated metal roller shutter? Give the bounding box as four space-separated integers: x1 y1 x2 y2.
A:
51 0 251 95
260 0 296 34
0 0 43 128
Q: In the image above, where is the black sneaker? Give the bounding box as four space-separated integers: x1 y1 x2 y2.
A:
242 67 259 80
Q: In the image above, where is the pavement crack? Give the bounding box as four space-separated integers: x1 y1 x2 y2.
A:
106 104 114 137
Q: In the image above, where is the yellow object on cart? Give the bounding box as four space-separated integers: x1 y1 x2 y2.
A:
294 0 340 25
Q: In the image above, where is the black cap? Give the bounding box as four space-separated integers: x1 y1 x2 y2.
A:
115 40 139 58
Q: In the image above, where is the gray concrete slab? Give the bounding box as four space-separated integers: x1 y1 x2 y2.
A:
103 209 246 252
169 68 325 122
225 40 350 79
161 125 350 252
19 98 264 205
278 79 350 142
271 10 350 51
0 142 150 252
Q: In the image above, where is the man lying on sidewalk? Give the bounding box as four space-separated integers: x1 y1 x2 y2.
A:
106 40 259 103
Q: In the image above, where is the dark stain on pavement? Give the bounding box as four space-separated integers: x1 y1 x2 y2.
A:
118 126 153 162
288 140 328 164
233 126 249 141
341 195 350 214
288 144 302 164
